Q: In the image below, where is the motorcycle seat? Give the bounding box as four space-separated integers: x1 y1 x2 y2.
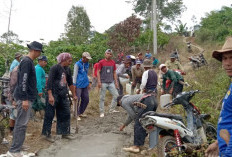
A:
142 111 183 121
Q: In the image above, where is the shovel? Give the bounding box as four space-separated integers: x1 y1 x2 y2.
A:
73 99 79 133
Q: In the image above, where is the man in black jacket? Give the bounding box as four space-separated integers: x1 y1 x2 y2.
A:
7 41 43 157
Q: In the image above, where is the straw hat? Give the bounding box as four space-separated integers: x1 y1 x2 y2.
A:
212 37 232 61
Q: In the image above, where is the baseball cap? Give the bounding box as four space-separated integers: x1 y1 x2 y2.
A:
38 56 48 62
82 52 92 60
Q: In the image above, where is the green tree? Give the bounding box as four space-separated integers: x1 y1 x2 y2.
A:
174 20 187 35
132 0 186 22
196 6 232 42
0 31 22 44
64 6 91 45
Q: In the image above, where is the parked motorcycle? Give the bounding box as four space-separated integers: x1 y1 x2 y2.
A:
0 104 12 144
139 90 217 157
189 52 207 69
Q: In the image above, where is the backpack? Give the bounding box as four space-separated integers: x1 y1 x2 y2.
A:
8 66 18 101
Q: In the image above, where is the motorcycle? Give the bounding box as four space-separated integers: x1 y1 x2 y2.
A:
139 90 217 156
0 104 12 144
189 52 207 69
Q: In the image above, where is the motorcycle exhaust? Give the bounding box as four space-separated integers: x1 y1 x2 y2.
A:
181 143 200 154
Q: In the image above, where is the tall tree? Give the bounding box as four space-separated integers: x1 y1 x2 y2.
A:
197 6 232 42
132 0 186 23
64 6 91 45
0 31 21 44
107 15 142 53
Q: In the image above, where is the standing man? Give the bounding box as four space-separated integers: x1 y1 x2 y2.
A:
131 60 144 94
31 56 48 120
145 49 152 59
97 49 119 118
73 52 92 120
139 59 158 94
9 52 22 72
116 59 131 95
7 41 43 157
205 37 232 157
42 53 77 142
165 53 185 72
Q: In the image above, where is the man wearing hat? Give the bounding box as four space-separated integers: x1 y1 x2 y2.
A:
165 53 184 72
31 56 48 121
205 37 232 157
116 58 131 95
7 41 43 156
139 59 158 94
131 60 144 94
73 52 92 120
9 52 22 72
159 64 184 97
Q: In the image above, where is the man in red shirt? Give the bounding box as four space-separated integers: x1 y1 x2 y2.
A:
97 49 119 118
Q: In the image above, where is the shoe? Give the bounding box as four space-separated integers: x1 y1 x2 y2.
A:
109 110 120 113
123 147 140 153
79 114 87 118
100 113 104 118
62 134 76 140
42 135 55 143
6 151 24 157
77 116 81 121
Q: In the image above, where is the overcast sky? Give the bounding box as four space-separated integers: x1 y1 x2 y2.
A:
0 0 231 43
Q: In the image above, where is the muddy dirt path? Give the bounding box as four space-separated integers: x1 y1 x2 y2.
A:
38 110 135 157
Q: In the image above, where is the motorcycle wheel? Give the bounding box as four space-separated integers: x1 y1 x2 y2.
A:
205 122 217 143
158 136 177 157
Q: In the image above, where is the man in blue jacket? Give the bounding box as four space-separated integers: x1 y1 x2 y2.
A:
205 37 232 157
73 52 92 120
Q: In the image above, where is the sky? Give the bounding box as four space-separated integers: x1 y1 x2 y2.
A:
0 0 231 44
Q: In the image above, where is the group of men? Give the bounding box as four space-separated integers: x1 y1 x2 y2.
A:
5 36 232 157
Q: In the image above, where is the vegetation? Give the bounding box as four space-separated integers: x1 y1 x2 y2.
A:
64 6 91 45
196 6 232 42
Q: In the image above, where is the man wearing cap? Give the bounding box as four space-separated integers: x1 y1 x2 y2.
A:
9 52 22 72
73 52 92 120
159 64 184 98
131 60 144 94
31 56 48 121
97 49 119 118
205 37 232 157
7 41 43 157
139 59 158 94
116 58 131 95
165 53 184 72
